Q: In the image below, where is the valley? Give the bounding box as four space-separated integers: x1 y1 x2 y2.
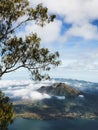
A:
13 82 98 120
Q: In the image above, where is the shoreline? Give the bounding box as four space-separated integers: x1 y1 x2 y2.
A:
15 112 98 120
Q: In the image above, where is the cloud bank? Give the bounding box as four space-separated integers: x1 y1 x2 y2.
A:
0 80 56 101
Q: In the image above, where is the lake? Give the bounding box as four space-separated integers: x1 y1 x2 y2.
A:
9 118 98 130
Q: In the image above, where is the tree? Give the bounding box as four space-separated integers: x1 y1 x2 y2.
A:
0 91 14 130
0 0 60 80
0 0 60 129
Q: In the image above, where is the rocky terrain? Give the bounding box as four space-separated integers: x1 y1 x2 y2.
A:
13 82 98 120
38 83 81 97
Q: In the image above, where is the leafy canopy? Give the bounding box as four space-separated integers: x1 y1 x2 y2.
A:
0 0 60 129
0 91 14 130
0 0 60 81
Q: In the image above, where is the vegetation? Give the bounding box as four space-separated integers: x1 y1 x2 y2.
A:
0 0 60 129
13 83 98 120
0 91 14 130
14 92 98 120
0 0 60 80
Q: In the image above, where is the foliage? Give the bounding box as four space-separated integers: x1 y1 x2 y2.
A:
0 0 60 129
0 0 60 80
0 91 14 130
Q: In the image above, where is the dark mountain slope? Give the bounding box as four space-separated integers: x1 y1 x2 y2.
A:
38 83 81 97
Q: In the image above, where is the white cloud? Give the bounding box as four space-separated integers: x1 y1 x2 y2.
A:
33 0 98 24
17 19 62 44
0 80 54 101
65 23 98 40
22 91 51 100
3 0 98 82
25 20 62 43
61 50 98 71
29 0 98 41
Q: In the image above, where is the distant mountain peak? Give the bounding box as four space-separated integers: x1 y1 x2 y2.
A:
38 83 81 97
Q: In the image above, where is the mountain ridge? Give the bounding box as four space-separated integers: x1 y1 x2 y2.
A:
38 82 81 97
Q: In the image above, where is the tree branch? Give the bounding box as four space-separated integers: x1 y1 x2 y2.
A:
0 17 33 41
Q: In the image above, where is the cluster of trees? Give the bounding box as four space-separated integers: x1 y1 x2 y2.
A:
0 0 60 129
0 91 14 130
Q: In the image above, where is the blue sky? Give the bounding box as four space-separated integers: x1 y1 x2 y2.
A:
2 0 98 82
